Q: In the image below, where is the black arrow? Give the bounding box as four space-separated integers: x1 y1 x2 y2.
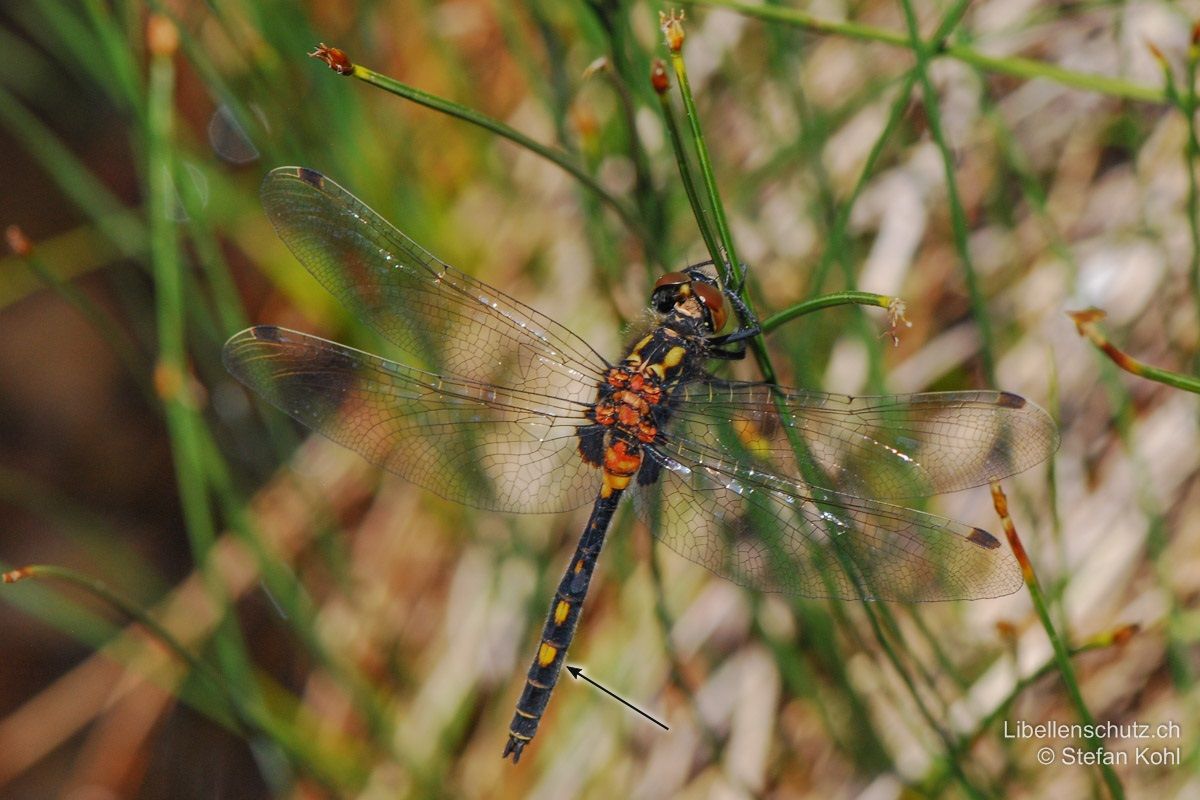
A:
565 666 669 731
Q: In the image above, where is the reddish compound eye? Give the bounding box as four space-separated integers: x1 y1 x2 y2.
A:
691 280 728 332
652 272 690 291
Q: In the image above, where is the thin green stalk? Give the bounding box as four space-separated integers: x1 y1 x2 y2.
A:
1179 27 1200 348
312 46 650 245
590 0 671 229
662 13 743 287
899 0 996 383
3 564 239 729
144 16 278 774
656 14 995 790
680 0 1167 104
806 69 916 296
195 429 401 761
657 14 783 383
148 18 212 569
992 484 1126 800
0 83 145 258
6 227 153 403
859 600 990 799
1070 309 1200 394
653 60 724 273
599 54 666 266
760 291 899 334
923 624 1139 794
646 543 720 754
80 0 144 112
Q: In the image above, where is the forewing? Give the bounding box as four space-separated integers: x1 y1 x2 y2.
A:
259 166 610 391
632 449 1022 601
223 326 600 514
667 380 1058 500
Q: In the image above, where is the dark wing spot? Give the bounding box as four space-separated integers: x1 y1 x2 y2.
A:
967 527 1002 550
296 167 325 188
997 391 1027 409
251 324 283 343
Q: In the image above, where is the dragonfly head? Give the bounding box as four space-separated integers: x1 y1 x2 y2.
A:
651 266 729 334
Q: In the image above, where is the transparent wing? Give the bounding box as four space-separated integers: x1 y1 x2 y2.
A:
665 380 1059 500
632 448 1022 601
259 166 610 390
222 326 600 514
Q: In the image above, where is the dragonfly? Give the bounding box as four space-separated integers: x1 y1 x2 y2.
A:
223 166 1059 763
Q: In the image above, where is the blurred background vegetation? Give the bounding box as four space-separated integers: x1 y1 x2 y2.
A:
1 0 1199 798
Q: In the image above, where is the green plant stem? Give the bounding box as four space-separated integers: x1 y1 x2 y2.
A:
993 484 1126 800
760 291 896 334
1027 558 1123 799
345 61 650 245
600 64 665 266
1070 310 1200 394
655 77 724 272
664 40 742 288
2 562 365 788
8 233 154 402
898 0 995 383
868 613 991 799
659 24 779 382
4 564 239 728
0 84 146 258
646 543 720 754
1182 37 1200 351
679 0 1167 105
145 23 281 776
922 626 1137 794
194 430 400 761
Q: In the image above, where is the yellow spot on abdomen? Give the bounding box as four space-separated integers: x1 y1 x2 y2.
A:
538 642 558 667
603 472 632 494
554 600 570 625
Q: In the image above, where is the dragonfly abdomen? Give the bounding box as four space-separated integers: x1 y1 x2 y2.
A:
502 490 621 763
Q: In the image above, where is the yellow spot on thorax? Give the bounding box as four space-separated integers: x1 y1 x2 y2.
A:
662 345 686 369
